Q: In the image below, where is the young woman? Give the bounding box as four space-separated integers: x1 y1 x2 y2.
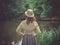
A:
16 9 41 45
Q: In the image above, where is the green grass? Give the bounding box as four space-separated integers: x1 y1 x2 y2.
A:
36 26 60 45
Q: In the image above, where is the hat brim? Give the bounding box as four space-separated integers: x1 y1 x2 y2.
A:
25 11 34 17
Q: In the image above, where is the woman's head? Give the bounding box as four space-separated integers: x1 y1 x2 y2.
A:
26 16 36 21
25 9 34 17
25 9 36 23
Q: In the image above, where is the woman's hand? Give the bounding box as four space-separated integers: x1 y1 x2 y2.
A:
32 33 37 37
21 33 24 36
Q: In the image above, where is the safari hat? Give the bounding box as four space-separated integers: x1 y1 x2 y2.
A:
25 9 34 17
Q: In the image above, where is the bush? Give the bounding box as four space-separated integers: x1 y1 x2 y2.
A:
36 27 60 45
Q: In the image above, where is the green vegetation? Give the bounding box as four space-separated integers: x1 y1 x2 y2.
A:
36 25 60 45
8 0 52 20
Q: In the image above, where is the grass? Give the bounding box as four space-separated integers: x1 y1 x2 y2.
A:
36 25 60 45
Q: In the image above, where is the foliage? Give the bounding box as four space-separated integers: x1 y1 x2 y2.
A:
8 0 27 20
36 26 60 45
7 0 52 20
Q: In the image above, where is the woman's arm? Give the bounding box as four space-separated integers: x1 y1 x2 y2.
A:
34 21 41 36
16 22 24 36
35 24 41 35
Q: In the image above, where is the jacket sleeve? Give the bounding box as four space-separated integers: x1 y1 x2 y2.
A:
34 22 41 36
16 22 24 36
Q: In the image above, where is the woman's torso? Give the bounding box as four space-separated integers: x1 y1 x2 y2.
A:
21 20 36 35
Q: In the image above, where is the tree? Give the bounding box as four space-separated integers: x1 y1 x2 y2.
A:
7 0 52 20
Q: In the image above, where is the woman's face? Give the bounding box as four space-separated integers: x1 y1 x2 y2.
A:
27 17 33 21
26 17 34 23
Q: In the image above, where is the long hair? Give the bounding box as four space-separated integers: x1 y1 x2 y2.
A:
25 16 36 23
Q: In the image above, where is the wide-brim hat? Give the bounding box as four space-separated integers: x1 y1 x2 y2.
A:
25 9 34 17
